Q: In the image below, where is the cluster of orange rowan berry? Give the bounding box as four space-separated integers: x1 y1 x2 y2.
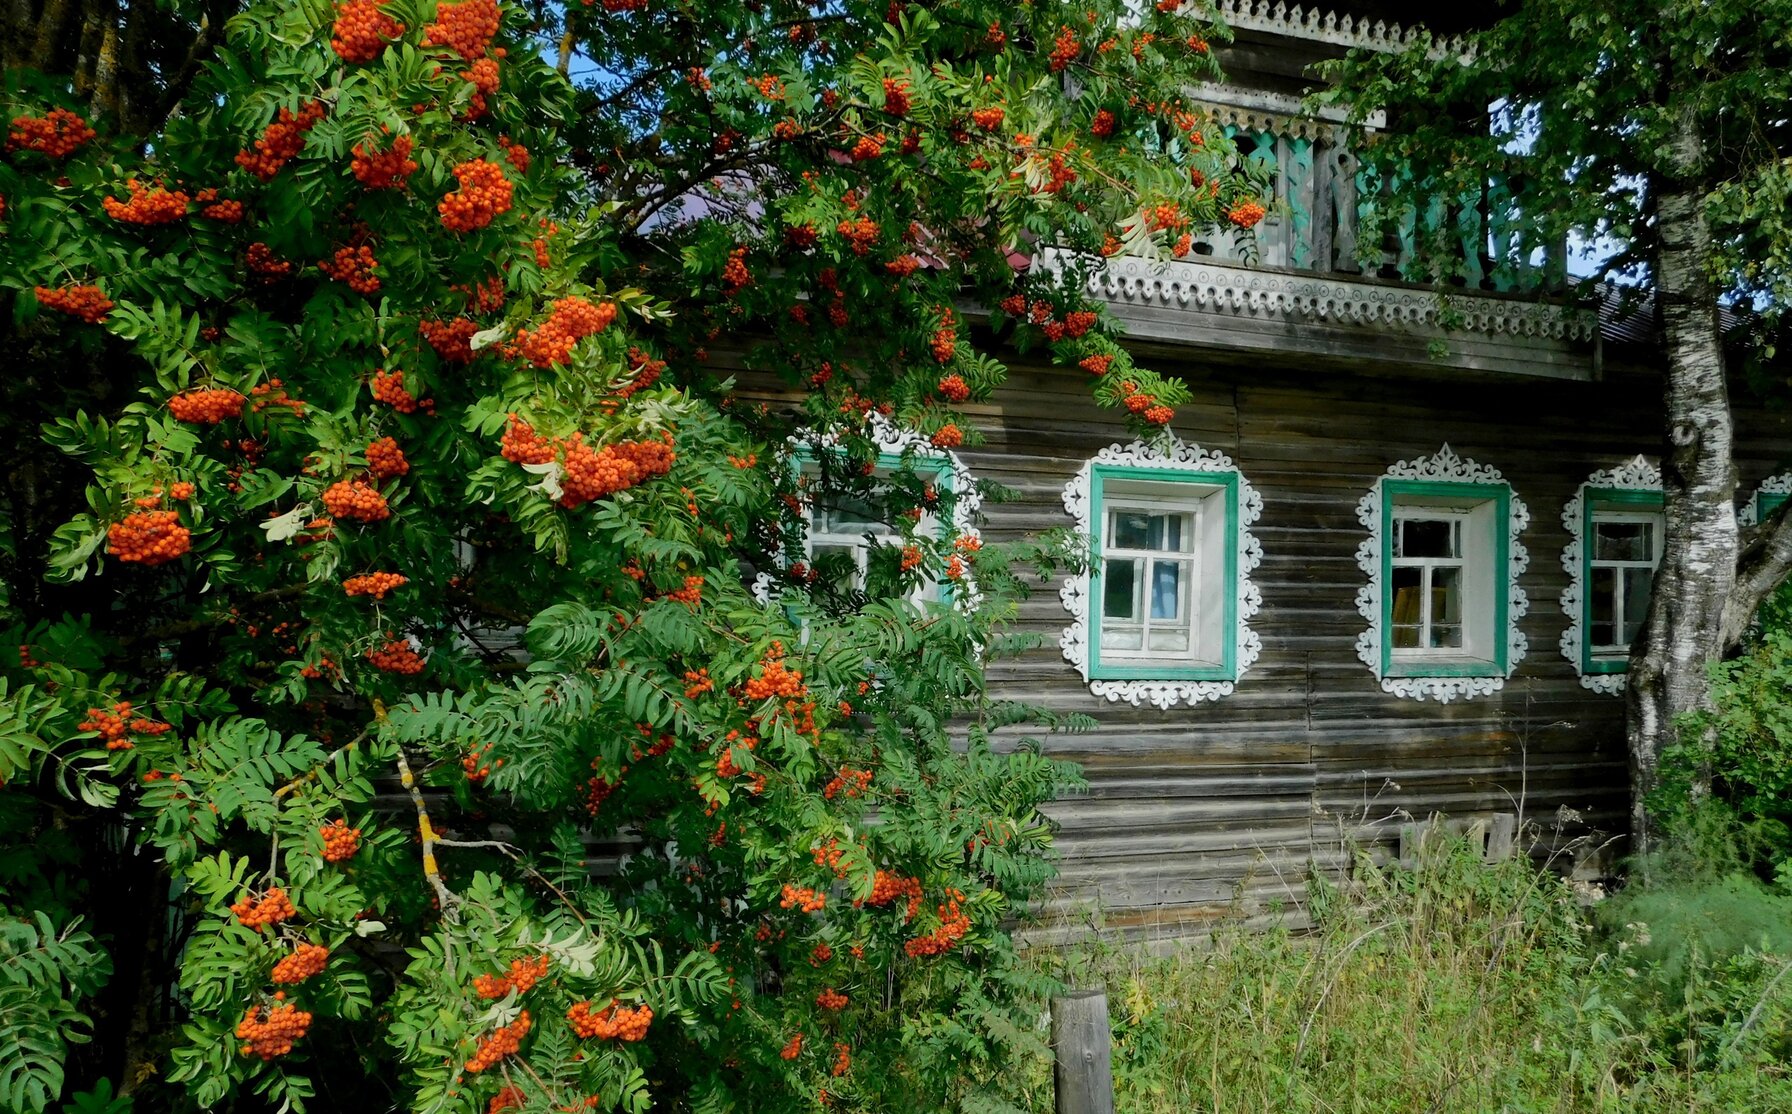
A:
514 296 615 367
351 133 417 189
1090 108 1118 137
499 415 557 464
566 999 653 1040
864 870 924 919
899 545 922 572
462 742 494 783
497 135 529 173
657 575 702 607
558 436 675 508
970 106 1005 131
404 324 474 375
616 347 665 399
582 770 617 815
683 668 713 698
322 480 390 522
815 987 848 1010
931 315 958 365
318 245 381 294
331 0 406 63
237 1000 311 1059
935 374 971 402
79 702 172 751
1064 310 1098 337
366 639 424 674
713 729 757 779
1080 354 1113 375
7 108 95 158
34 284 113 323
881 77 911 116
246 241 294 281
102 179 189 224
320 818 361 861
461 57 501 119
836 216 879 256
366 436 410 479
343 571 407 599
107 510 192 565
460 274 507 314
232 888 297 931
371 374 421 424
473 954 550 999
906 889 971 957
250 379 306 417
721 246 751 294
849 132 885 161
424 0 500 59
439 158 512 232
169 387 247 424
1226 199 1267 229
822 766 872 801
811 838 850 877
780 884 827 913
930 424 964 449
744 645 805 701
488 1085 526 1113
465 1010 531 1072
271 942 330 984
236 101 327 181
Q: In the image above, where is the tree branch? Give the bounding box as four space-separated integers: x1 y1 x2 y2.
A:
395 742 462 923
1722 497 1792 646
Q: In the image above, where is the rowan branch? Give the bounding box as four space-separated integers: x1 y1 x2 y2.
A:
274 732 368 801
395 741 462 923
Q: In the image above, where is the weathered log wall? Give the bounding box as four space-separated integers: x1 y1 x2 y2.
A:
734 343 1792 945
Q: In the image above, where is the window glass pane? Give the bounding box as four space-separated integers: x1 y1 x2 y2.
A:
1102 558 1138 620
1111 511 1152 549
1147 626 1191 653
1589 566 1617 646
1595 519 1651 562
1622 567 1654 644
1391 566 1422 648
1147 514 1186 552
1429 566 1463 649
1398 517 1458 559
1101 626 1144 651
1150 561 1184 620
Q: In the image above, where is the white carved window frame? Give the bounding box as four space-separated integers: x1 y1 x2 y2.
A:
752 415 981 609
1558 456 1662 696
1740 472 1792 527
1059 438 1264 710
1353 445 1530 703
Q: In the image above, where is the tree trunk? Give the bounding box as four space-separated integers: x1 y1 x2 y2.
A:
1625 100 1734 856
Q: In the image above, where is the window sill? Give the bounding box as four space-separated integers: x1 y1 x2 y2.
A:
1584 657 1629 675
1091 660 1232 682
1386 655 1501 678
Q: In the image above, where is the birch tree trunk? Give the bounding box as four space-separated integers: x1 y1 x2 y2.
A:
1624 101 1735 856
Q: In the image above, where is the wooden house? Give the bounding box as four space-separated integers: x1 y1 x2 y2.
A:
750 0 1792 944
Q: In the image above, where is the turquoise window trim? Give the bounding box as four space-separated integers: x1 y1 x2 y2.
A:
1087 464 1239 683
788 444 958 606
1759 492 1788 519
1580 487 1664 676
1379 479 1512 679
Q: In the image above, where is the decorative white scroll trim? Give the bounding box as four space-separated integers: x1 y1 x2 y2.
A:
1032 251 1597 343
1058 438 1264 709
1559 456 1661 695
1740 472 1792 527
1353 445 1530 703
753 414 981 608
1211 0 1469 59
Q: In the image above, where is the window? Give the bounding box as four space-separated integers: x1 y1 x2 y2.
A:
1575 489 1663 674
802 472 944 607
1380 485 1508 675
1557 457 1661 693
1098 485 1217 664
1586 510 1661 657
1354 446 1529 703
1060 441 1265 709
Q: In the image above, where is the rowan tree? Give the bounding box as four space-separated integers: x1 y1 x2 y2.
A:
0 0 1263 1110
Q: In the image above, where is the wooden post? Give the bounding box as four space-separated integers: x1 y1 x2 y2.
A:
1051 989 1115 1114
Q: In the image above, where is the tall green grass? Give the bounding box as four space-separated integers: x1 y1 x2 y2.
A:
1016 828 1792 1113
